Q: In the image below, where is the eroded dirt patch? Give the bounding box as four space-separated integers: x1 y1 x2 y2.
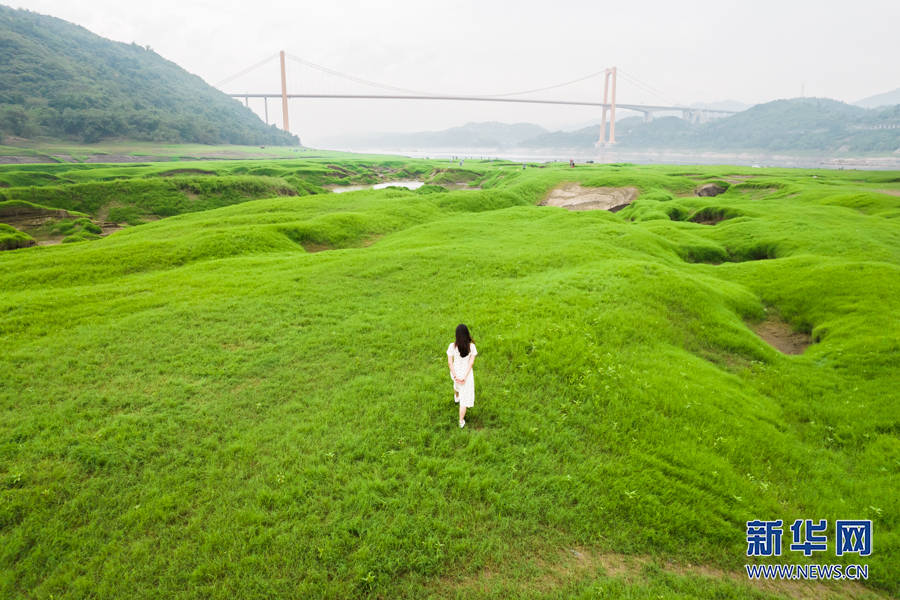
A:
0 205 80 244
752 317 811 354
722 175 758 184
0 155 57 164
692 215 727 225
302 235 382 254
301 242 333 253
695 183 728 197
689 207 739 225
877 189 900 197
440 546 883 600
542 183 639 211
100 222 125 236
83 154 156 163
156 168 216 177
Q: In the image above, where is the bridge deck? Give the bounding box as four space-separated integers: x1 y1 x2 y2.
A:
228 93 736 114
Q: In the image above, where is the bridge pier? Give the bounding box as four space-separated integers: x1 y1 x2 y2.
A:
596 67 617 147
280 50 290 132
681 109 713 124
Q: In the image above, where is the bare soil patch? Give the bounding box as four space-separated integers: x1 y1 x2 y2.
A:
0 155 56 164
440 546 883 600
695 183 728 197
692 214 727 225
735 185 779 199
0 205 77 231
689 210 730 226
100 222 125 236
722 175 758 184
361 234 383 247
542 183 639 211
877 189 900 197
156 168 216 177
83 154 155 163
303 235 381 254
302 242 333 253
752 317 811 354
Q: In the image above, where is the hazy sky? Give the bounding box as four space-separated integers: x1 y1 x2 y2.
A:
8 0 900 145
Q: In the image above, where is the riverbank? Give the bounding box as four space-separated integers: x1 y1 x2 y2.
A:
327 146 900 170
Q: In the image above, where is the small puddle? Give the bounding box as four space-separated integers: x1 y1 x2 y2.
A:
330 181 480 194
331 180 424 194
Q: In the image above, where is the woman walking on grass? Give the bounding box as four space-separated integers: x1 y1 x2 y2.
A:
447 323 477 428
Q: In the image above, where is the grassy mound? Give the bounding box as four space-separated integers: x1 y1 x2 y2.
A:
0 161 897 599
2 176 300 222
0 222 35 250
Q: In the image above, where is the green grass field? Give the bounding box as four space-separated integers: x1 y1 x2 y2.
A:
0 141 384 164
0 157 898 599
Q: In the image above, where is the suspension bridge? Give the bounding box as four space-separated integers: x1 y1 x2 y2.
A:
220 51 737 146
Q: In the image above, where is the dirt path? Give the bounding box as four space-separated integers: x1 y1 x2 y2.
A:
441 546 885 600
542 183 639 211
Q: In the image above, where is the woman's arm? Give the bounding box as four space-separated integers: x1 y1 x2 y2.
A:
460 354 475 381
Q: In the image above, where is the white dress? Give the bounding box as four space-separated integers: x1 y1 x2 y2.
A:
447 342 477 408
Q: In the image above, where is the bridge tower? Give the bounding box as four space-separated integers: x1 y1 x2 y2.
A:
596 67 617 146
279 50 290 132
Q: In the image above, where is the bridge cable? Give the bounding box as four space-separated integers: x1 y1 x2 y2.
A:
216 52 280 88
230 53 683 107
487 69 610 97
286 53 613 99
617 69 680 106
286 53 434 95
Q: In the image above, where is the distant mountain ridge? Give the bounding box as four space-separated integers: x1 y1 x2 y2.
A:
0 5 298 145
329 98 899 153
321 121 547 150
689 100 751 112
606 98 900 152
854 87 900 109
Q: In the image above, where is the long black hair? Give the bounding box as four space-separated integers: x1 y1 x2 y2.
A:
455 323 473 357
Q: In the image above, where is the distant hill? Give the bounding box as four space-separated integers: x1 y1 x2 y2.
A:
689 100 751 112
321 121 547 149
0 5 298 145
854 87 900 109
520 98 899 153
325 98 899 154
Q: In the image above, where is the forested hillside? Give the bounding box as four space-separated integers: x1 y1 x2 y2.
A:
526 98 900 152
327 98 899 154
0 5 298 145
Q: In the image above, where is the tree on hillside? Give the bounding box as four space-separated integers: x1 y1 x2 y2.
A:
0 6 299 146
